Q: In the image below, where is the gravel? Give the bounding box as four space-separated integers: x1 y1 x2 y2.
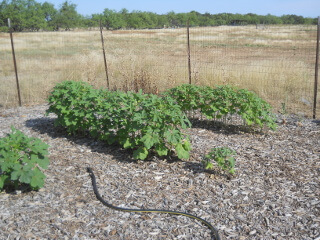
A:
0 104 319 240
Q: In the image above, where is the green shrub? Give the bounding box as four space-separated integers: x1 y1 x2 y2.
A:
94 90 191 160
0 26 9 32
47 81 191 160
203 147 236 174
163 84 207 112
164 84 277 130
46 80 99 134
0 127 50 191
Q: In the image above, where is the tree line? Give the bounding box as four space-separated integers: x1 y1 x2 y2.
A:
0 0 318 32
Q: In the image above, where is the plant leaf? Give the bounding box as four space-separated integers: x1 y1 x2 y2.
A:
30 167 46 189
123 138 133 149
141 133 159 149
155 143 168 156
133 147 148 160
0 174 9 189
176 143 190 160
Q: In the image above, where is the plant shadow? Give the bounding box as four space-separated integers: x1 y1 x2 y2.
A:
1 182 34 194
183 161 232 180
24 117 235 180
25 117 150 164
189 117 265 135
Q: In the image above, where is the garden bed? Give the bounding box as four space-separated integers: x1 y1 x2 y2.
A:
0 104 319 239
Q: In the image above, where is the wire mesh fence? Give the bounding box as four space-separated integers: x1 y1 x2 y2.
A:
190 24 318 116
0 24 319 117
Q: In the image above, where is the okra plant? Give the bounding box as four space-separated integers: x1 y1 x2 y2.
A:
203 147 236 175
47 81 191 160
0 127 50 191
165 84 277 130
46 80 99 134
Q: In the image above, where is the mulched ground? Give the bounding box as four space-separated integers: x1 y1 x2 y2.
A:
0 104 319 240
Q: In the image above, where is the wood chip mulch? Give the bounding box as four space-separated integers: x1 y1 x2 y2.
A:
0 104 319 240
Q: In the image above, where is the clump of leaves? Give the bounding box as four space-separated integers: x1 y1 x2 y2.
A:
46 80 99 135
203 147 236 175
47 81 191 160
165 84 277 130
163 84 206 112
94 90 192 160
0 127 50 191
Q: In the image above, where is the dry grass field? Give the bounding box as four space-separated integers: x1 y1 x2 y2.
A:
0 25 318 116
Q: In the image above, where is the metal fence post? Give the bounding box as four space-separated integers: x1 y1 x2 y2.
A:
313 16 320 119
187 20 192 84
99 20 110 89
8 18 22 107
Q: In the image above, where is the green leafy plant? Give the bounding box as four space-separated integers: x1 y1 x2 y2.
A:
163 84 206 113
281 102 287 115
165 84 277 130
0 127 50 191
203 147 236 174
46 80 99 135
47 81 191 160
94 90 191 160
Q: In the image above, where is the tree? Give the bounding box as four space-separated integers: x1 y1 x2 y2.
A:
53 1 80 30
303 17 316 25
126 11 146 28
24 0 46 31
138 11 155 28
0 0 28 31
244 13 259 24
187 11 200 26
82 13 101 29
103 8 126 29
0 0 317 32
262 14 282 24
0 0 51 31
281 14 305 24
199 12 215 26
41 1 57 30
157 14 169 28
213 13 228 25
167 11 179 27
0 0 8 30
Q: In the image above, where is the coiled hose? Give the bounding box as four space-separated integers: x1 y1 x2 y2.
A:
87 167 221 240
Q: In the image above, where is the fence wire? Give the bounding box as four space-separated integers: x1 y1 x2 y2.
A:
0 24 318 117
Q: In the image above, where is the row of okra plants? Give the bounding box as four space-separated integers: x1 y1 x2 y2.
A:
46 81 192 160
164 84 277 130
0 81 276 191
47 81 277 161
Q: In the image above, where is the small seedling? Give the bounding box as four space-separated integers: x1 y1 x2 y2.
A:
203 147 236 175
281 102 287 115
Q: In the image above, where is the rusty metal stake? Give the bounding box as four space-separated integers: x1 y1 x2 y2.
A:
99 20 110 89
8 18 22 106
187 20 192 85
313 16 320 119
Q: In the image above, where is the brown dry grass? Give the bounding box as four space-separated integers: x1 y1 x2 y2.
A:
0 25 318 116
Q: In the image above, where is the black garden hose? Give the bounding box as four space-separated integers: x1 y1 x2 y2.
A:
87 167 221 240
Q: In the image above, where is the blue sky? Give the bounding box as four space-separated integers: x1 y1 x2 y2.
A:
37 0 319 18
